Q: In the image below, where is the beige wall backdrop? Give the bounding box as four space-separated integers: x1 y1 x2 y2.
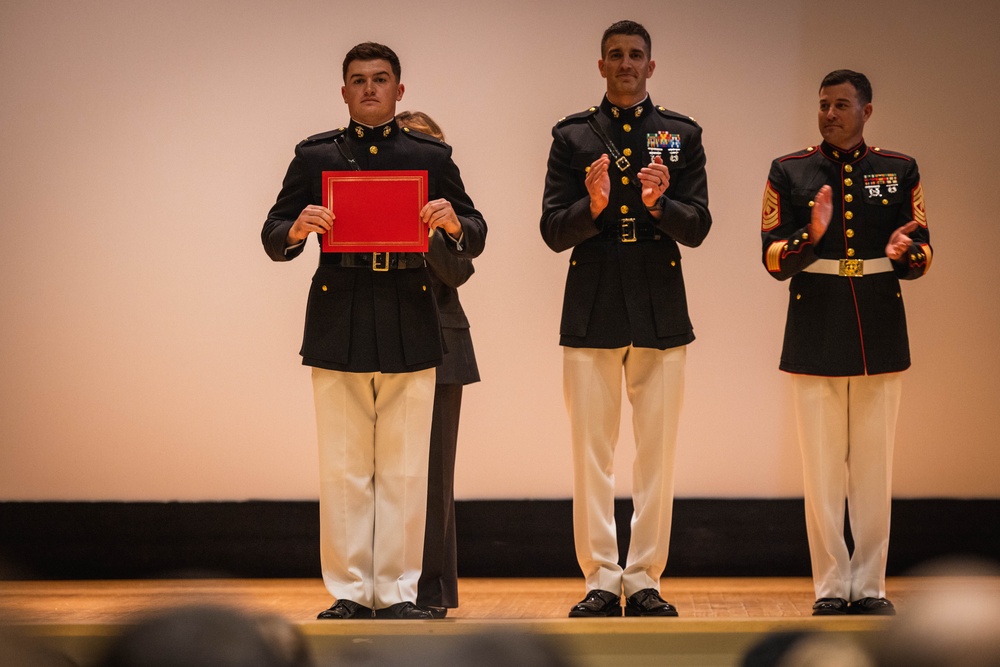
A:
2 1 997 501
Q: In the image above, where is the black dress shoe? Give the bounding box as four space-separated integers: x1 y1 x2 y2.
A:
849 597 896 616
812 597 848 616
422 606 448 619
375 601 434 619
317 599 373 619
568 589 622 617
625 589 679 617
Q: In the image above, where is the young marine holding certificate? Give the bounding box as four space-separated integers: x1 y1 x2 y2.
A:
261 42 486 620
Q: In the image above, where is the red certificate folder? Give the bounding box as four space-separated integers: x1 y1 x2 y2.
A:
321 170 429 252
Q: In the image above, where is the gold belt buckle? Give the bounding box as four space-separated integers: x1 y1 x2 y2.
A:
620 218 637 242
839 258 863 277
615 155 631 172
372 252 391 271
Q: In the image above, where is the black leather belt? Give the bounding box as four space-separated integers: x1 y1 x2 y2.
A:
598 218 662 243
321 252 426 271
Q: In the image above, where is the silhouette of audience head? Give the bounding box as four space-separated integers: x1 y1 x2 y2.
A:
94 604 311 667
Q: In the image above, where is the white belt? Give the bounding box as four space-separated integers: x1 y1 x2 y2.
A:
802 257 893 277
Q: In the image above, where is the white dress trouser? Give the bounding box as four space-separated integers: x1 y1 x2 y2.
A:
792 372 902 600
564 345 686 597
312 367 435 609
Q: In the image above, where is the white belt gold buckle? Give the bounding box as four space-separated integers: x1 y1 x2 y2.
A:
839 259 863 277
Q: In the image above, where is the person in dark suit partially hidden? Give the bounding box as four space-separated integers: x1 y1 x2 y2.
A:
395 111 481 619
262 43 486 620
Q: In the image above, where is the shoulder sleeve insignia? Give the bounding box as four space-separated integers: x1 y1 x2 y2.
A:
761 181 781 231
912 181 927 227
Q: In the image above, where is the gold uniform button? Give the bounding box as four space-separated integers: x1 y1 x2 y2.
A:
369 146 378 155
845 165 853 173
882 199 889 205
808 201 815 207
845 194 853 203
845 211 854 220
897 292 901 298
796 294 802 300
802 233 809 240
622 176 630 185
847 248 855 257
910 254 917 261
844 178 853 187
846 229 855 238
571 260 577 266
585 166 591 173
422 285 427 291
623 124 632 132
670 261 676 267
620 205 629 214
623 148 632 156
321 285 328 292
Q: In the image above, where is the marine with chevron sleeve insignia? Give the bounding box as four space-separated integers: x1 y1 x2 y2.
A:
761 69 931 617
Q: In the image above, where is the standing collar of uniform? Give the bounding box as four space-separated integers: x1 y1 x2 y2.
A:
346 118 398 142
600 95 653 124
819 140 868 164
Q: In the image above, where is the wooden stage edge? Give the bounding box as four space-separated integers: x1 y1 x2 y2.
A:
4 576 1000 667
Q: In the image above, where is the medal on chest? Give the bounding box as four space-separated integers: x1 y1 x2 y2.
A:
647 131 682 163
863 173 899 199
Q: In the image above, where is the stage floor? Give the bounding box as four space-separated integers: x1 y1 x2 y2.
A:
3 576 996 666
0 576 935 622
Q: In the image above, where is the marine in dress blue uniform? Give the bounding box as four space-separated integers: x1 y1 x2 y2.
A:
262 43 485 620
541 21 711 618
761 69 930 616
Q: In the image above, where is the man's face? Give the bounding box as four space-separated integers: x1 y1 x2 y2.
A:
599 34 654 104
341 59 404 126
818 82 872 150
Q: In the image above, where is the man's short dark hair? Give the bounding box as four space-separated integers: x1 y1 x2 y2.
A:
601 20 651 59
342 42 401 82
820 69 872 105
